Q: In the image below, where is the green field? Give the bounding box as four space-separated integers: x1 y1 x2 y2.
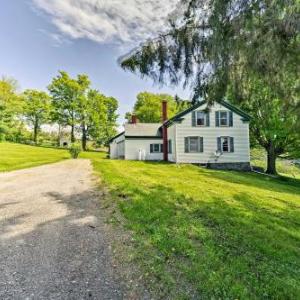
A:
1 143 300 298
83 152 300 299
0 142 69 172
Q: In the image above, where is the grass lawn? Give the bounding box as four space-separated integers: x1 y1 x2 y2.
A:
83 152 300 299
251 148 300 179
0 142 70 172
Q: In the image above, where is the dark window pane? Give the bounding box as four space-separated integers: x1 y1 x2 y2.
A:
189 137 199 152
154 144 160 152
197 112 205 126
222 137 229 152
220 111 228 126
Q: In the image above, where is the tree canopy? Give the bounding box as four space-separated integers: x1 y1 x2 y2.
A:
120 0 299 174
0 77 24 141
0 72 119 149
121 0 299 102
84 89 118 147
48 71 118 149
48 71 91 143
127 92 190 123
23 90 51 144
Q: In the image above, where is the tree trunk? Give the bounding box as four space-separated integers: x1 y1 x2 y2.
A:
57 124 61 147
266 146 277 175
81 123 87 151
71 124 75 143
33 118 38 144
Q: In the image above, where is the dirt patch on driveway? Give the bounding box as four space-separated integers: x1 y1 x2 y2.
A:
0 160 143 299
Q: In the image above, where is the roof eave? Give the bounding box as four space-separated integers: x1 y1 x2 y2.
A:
218 100 252 121
162 99 251 127
108 131 125 143
125 135 162 139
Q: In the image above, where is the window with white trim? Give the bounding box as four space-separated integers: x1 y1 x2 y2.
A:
220 111 229 126
196 111 206 126
217 136 234 153
185 137 204 153
150 143 163 153
221 137 230 152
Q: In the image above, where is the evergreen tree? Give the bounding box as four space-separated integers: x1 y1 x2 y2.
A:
120 0 299 174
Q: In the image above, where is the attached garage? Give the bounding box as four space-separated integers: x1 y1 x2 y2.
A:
109 132 125 159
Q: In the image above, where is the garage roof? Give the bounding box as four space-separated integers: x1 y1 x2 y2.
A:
124 123 162 137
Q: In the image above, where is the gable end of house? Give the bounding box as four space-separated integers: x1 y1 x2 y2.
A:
164 100 251 128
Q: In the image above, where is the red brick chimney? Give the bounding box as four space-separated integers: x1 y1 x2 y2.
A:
131 114 137 124
162 101 168 161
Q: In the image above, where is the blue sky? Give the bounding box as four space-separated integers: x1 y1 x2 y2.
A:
0 0 189 126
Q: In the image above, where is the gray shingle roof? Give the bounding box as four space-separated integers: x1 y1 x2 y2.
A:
124 123 162 137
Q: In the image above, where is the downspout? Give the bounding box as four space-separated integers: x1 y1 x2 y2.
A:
175 124 178 163
162 101 168 162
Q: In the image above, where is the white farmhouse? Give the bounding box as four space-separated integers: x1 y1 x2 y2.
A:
109 100 251 170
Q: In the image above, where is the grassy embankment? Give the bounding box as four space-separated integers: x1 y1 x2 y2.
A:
82 151 300 299
0 142 69 172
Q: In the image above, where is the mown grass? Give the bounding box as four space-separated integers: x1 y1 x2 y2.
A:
0 142 70 172
251 148 300 179
82 152 300 299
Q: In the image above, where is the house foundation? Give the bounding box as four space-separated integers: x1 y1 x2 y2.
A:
206 162 252 171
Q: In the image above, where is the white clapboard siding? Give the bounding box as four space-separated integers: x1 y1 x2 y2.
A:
173 103 250 164
110 133 125 159
125 139 163 161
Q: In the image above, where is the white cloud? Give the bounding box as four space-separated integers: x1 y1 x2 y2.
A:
32 0 180 45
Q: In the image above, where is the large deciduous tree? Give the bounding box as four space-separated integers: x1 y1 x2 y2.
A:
23 89 51 144
48 71 119 150
79 89 118 149
0 77 23 141
103 95 118 144
87 90 118 146
48 71 90 144
120 0 299 174
228 75 299 175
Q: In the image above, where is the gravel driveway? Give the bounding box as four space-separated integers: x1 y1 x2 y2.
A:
0 160 126 299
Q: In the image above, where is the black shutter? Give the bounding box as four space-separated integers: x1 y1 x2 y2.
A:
160 144 164 153
229 112 233 127
192 111 196 127
215 111 220 127
200 137 204 152
217 137 222 152
150 144 154 153
185 137 189 153
206 113 210 127
230 137 235 152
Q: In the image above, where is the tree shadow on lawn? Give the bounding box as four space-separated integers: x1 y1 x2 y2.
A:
113 181 300 299
196 167 300 195
0 189 128 300
112 160 300 195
